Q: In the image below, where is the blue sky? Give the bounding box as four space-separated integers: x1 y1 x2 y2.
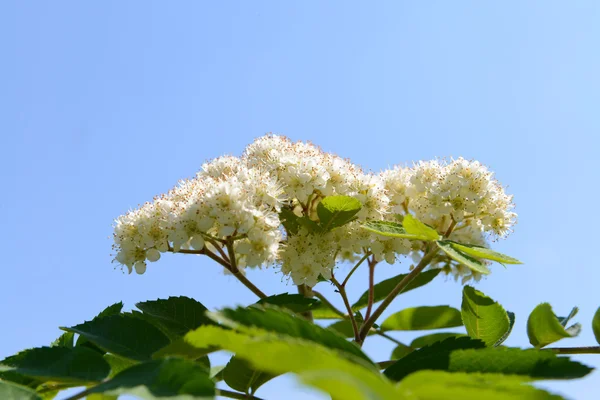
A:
1 2 599 399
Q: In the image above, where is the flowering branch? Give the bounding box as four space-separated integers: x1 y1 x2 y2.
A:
342 252 371 287
364 256 378 322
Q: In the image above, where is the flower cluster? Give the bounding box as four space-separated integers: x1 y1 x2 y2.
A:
113 134 516 285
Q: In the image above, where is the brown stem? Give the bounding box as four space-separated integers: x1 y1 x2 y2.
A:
218 389 265 400
225 240 268 299
342 252 370 287
375 330 404 346
331 275 360 343
358 245 439 341
364 257 378 322
546 346 600 354
311 289 347 318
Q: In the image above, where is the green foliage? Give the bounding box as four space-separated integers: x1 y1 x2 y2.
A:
397 371 564 400
351 269 440 311
527 303 580 348
436 241 491 274
448 241 522 264
0 380 42 400
402 214 440 241
381 306 463 331
0 346 110 384
104 354 138 377
384 337 590 382
212 305 373 364
50 332 74 348
135 296 214 336
222 356 276 395
256 293 321 314
279 208 301 235
461 286 513 347
317 195 362 231
86 358 215 399
410 332 467 349
593 307 600 345
62 314 171 361
361 220 437 241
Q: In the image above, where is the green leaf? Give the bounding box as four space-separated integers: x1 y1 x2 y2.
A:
317 195 362 231
61 314 170 361
327 313 365 338
527 303 580 348
0 346 110 384
437 241 491 274
402 214 440 241
383 336 485 381
311 306 344 320
135 296 214 336
593 307 600 345
448 241 522 264
461 286 512 347
279 208 301 235
222 356 276 395
256 293 321 314
410 332 467 349
103 354 138 378
0 380 42 400
351 269 440 311
397 371 564 400
50 332 74 348
557 307 578 328
152 337 216 361
211 306 373 364
385 337 591 381
361 220 435 241
390 343 412 360
181 326 398 399
87 358 215 399
96 302 124 319
381 306 463 332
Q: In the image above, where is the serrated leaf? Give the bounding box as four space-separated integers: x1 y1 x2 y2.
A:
437 241 491 274
0 346 110 384
317 195 362 231
381 306 462 332
390 343 412 360
449 241 522 264
383 337 485 381
0 380 42 400
74 302 125 355
181 326 398 399
87 358 215 399
351 269 440 311
527 303 580 348
397 371 564 400
152 337 215 360
410 332 467 349
62 314 170 361
384 338 591 381
312 306 344 320
96 302 124 319
402 214 440 241
495 311 515 347
461 286 511 347
256 293 321 314
212 306 373 364
50 332 74 348
135 296 214 337
222 356 276 395
361 220 434 241
103 354 138 378
593 307 600 345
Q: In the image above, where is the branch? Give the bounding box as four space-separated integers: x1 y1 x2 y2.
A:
358 245 439 341
363 256 378 321
311 289 347 318
297 284 314 322
546 346 600 354
225 240 268 299
331 275 360 342
342 252 370 287
217 389 265 400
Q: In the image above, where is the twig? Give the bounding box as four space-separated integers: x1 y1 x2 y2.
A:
358 245 439 341
311 289 347 318
331 275 360 342
375 330 404 346
342 252 370 287
297 284 314 322
225 240 268 299
546 346 600 354
217 389 265 399
363 256 378 321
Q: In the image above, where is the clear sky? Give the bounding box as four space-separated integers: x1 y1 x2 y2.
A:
1 2 599 399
